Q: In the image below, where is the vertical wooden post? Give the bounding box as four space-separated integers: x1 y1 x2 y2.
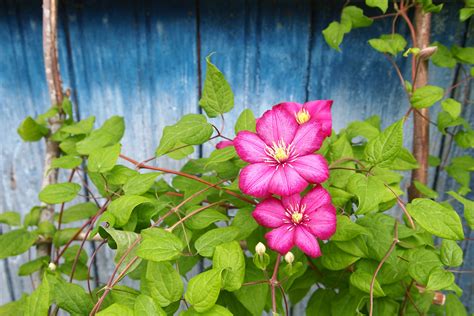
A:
35 0 63 284
408 5 432 201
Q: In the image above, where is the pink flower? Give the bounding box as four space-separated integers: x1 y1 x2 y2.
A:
252 186 336 257
274 100 333 138
234 106 329 197
216 140 234 149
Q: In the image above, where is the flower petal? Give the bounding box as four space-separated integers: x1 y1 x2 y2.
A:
301 185 332 213
294 226 321 257
265 224 295 255
291 121 325 155
281 194 302 210
268 165 308 196
273 102 303 116
216 140 234 149
292 154 329 184
306 204 337 240
256 106 298 146
253 198 286 228
239 163 275 198
234 131 268 163
304 100 333 137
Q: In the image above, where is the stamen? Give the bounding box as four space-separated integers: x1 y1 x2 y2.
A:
295 109 310 124
264 140 293 163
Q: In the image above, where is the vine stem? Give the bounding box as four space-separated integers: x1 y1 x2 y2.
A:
271 254 282 315
168 201 223 231
369 221 399 316
119 154 256 205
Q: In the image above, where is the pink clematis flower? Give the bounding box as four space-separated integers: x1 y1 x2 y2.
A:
274 100 333 138
216 140 234 149
234 106 329 197
252 185 336 257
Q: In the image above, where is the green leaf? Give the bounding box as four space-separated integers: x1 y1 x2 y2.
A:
426 268 455 291
347 173 386 214
410 85 444 109
366 0 388 13
446 293 467 316
134 294 166 316
321 242 360 270
213 241 245 291
365 120 403 167
431 42 457 68
328 135 355 188
185 207 229 230
373 298 400 316
306 289 336 316
429 155 441 167
195 226 240 257
341 6 373 29
51 155 82 169
391 148 419 170
156 114 213 156
322 21 346 51
62 116 95 135
350 270 385 297
408 248 442 285
185 268 223 313
407 198 464 240
331 215 368 241
452 46 474 64
418 0 443 13
454 129 474 149
0 229 37 259
368 34 407 56
25 273 50 316
199 55 234 117
17 116 49 142
205 147 237 168
39 182 81 204
346 120 380 141
0 294 28 316
441 98 462 119
97 304 133 316
182 305 232 316
460 7 474 22
107 195 155 227
88 143 121 173
59 202 98 224
447 191 474 229
166 141 194 160
0 211 21 226
413 180 438 199
137 228 184 262
231 207 258 240
235 108 256 133
123 173 158 195
18 256 49 276
99 227 141 275
48 275 93 315
437 111 466 134
440 239 463 267
76 116 125 155
142 261 184 306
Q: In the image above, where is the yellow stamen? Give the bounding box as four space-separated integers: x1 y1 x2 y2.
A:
265 140 292 163
274 147 288 162
291 212 303 224
295 109 310 124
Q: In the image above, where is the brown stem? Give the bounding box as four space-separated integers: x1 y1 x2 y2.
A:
87 240 107 297
35 0 63 286
271 254 282 314
119 154 256 205
408 5 432 201
369 221 399 316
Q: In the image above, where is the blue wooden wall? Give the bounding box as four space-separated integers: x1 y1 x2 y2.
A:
0 0 472 312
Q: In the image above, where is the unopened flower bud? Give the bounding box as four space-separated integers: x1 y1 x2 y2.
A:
419 46 438 59
255 242 266 256
284 252 295 264
48 262 57 271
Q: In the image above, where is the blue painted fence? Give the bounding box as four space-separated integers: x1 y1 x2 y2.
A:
0 0 472 313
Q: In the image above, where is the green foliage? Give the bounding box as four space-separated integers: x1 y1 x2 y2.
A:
0 229 37 259
199 55 234 117
137 228 184 262
368 34 407 56
17 116 49 142
0 211 21 226
365 120 403 167
185 268 223 312
235 108 256 133
39 182 81 204
410 85 444 109
366 0 388 12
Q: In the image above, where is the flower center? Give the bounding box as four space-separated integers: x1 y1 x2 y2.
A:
295 109 310 124
291 212 303 223
285 204 309 226
265 140 292 163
